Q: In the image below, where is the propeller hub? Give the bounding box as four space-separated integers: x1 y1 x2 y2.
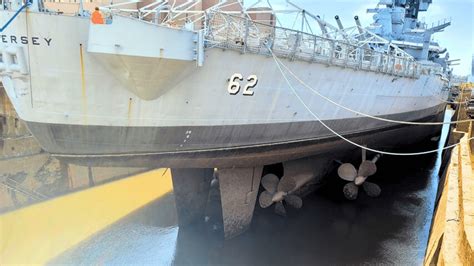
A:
355 176 368 186
272 191 287 202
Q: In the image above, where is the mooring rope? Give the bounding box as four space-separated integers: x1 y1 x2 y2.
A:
270 52 472 126
268 47 473 156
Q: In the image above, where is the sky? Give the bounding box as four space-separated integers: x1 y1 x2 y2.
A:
247 0 474 76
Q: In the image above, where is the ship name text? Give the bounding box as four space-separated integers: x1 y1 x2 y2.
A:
0 35 52 46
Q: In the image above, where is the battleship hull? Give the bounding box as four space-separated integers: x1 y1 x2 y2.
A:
0 13 448 168
0 5 451 239
29 105 445 168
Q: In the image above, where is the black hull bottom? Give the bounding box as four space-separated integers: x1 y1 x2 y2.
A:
44 110 446 168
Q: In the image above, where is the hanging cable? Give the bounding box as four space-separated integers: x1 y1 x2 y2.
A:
235 6 466 121
268 47 472 156
270 51 473 126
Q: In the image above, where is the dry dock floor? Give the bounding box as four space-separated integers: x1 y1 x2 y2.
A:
1 148 447 264
1 113 470 265
0 169 172 264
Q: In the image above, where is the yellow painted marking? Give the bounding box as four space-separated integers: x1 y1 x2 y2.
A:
79 44 88 124
0 169 172 265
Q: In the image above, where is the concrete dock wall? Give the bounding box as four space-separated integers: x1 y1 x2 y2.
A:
0 86 42 159
425 126 474 265
0 85 150 213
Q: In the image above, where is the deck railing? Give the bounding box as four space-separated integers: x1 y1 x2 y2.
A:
205 12 443 79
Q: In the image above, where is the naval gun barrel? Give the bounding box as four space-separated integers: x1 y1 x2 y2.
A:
334 15 344 30
315 15 329 36
354 16 364 34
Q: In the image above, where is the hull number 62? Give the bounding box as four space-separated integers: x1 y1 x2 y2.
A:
227 74 258 96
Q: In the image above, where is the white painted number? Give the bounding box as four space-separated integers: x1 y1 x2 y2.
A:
243 75 258 96
227 73 243 95
227 74 258 96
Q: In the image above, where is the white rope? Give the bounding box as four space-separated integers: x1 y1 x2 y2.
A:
268 48 472 156
272 54 473 126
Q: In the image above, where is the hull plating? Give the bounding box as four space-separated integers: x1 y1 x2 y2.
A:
0 12 449 168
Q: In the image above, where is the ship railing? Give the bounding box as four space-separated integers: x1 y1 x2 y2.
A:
430 17 452 29
205 12 427 79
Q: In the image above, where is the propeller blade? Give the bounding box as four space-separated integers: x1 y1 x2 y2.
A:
272 191 287 203
363 182 381 197
259 191 274 208
274 201 287 216
285 194 303 209
354 176 368 186
338 163 357 181
343 182 359 201
358 161 377 177
261 173 279 194
277 176 297 193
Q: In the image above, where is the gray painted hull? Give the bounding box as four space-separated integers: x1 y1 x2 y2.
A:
0 11 449 169
34 104 446 168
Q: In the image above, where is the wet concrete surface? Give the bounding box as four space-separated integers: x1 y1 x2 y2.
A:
50 143 444 265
